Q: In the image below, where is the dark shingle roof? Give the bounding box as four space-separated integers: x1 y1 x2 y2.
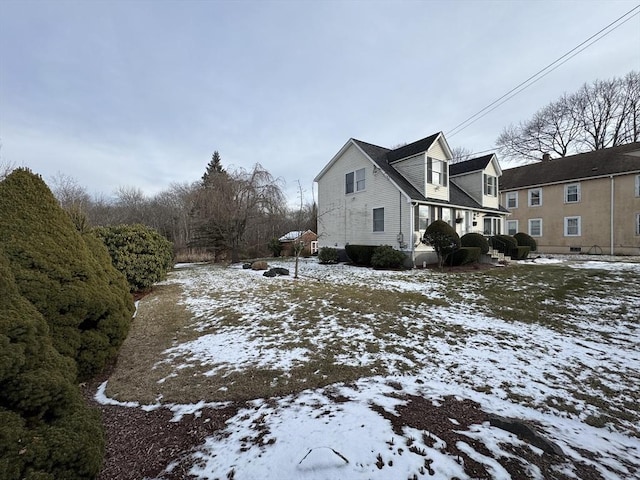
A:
386 132 441 162
501 143 640 190
449 154 494 176
352 138 506 212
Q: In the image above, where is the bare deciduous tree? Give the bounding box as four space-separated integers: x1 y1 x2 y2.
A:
497 71 639 161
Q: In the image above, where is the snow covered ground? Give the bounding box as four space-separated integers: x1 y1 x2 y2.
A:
96 256 640 479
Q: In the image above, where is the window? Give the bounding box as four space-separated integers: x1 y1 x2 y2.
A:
564 216 581 236
528 188 542 206
414 205 429 230
565 183 581 203
483 217 501 235
636 213 640 235
529 218 542 237
345 168 365 194
427 157 447 186
636 175 640 197
506 220 518 236
506 192 518 209
373 207 384 232
484 174 497 196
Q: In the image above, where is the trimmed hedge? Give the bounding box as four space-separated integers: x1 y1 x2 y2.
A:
0 169 134 380
318 247 339 264
371 245 406 269
447 246 481 266
514 232 537 252
345 244 377 266
0 252 105 480
510 245 531 260
461 232 490 254
489 234 518 254
93 224 174 292
423 220 461 268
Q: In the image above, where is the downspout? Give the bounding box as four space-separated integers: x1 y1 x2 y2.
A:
410 201 417 267
610 175 615 255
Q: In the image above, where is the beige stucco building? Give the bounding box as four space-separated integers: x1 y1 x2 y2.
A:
500 143 640 256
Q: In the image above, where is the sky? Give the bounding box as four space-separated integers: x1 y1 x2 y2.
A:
1 0 639 205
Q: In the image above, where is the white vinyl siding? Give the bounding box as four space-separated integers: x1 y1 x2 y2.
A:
506 192 518 209
506 220 518 235
528 188 542 206
565 183 581 203
529 218 542 237
564 216 581 236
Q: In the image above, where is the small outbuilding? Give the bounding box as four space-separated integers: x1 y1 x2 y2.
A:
278 230 318 257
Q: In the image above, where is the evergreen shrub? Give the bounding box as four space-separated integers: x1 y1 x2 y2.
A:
371 245 406 269
0 169 134 380
448 247 481 266
489 235 518 254
514 232 537 252
510 245 531 260
318 247 339 264
461 232 490 254
0 253 105 480
423 220 461 268
93 224 174 292
344 244 377 266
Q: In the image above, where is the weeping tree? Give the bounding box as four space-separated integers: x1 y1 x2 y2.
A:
191 159 285 263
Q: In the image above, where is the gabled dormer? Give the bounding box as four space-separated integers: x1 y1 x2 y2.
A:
386 132 453 201
449 153 502 209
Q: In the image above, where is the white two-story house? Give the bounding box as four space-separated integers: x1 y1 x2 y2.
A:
314 132 509 266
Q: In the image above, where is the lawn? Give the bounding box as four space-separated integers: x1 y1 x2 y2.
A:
97 257 640 480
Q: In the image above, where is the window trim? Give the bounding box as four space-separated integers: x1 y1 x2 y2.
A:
427 157 448 187
528 188 542 207
636 213 640 236
564 216 581 237
483 174 497 197
564 183 581 203
506 219 519 236
635 175 640 197
345 168 366 194
373 207 384 232
506 191 518 209
528 218 543 237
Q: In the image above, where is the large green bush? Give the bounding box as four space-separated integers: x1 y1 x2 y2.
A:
93 224 174 292
371 245 406 269
318 246 339 264
345 244 377 266
0 169 134 380
489 234 518 254
0 253 104 480
423 220 461 268
448 246 481 266
514 232 537 252
510 245 531 260
461 232 490 254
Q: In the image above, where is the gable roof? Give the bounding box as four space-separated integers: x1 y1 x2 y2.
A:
352 138 506 212
449 154 494 176
386 132 441 162
278 230 315 242
501 142 640 190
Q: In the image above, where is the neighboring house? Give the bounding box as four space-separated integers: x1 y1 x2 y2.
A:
500 142 640 255
314 132 509 266
278 230 318 257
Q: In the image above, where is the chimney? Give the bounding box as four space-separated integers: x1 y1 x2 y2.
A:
542 153 551 162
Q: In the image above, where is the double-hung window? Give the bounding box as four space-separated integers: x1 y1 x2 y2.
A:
565 183 580 203
345 168 365 194
506 192 518 209
635 175 640 197
528 188 542 207
564 216 581 236
373 207 384 232
484 174 497 196
506 220 518 236
636 213 640 236
427 157 447 186
529 218 542 237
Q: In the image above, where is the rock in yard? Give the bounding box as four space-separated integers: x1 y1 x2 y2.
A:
242 263 252 269
251 261 269 270
488 414 564 456
263 269 277 277
271 267 290 276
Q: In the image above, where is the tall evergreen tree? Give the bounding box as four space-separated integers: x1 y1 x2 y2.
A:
202 150 225 185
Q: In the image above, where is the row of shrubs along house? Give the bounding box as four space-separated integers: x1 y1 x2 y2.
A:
314 132 640 265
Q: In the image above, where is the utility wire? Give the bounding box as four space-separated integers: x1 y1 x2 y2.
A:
446 4 640 138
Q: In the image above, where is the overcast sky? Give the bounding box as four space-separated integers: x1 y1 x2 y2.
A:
1 0 639 205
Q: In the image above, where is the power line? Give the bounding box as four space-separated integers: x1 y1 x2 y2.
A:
446 4 640 138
